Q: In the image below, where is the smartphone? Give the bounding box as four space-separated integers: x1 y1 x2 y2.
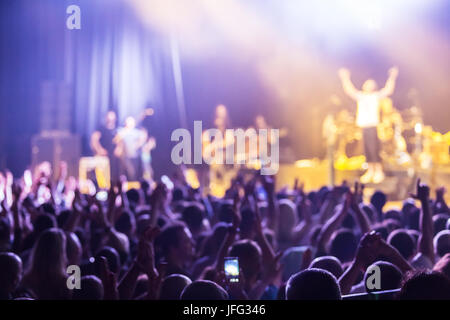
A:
224 257 239 283
256 185 267 201
95 190 108 202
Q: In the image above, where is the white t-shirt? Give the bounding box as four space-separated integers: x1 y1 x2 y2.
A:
355 93 381 128
118 128 145 158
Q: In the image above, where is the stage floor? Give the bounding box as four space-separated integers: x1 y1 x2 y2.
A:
275 160 450 202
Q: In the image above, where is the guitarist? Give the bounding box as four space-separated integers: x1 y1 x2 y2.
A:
91 110 120 181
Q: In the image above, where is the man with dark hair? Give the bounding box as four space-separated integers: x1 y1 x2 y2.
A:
182 204 206 238
398 270 450 300
72 275 104 300
155 223 194 277
309 256 344 279
434 230 450 258
91 110 119 181
180 280 228 300
329 229 358 263
228 240 262 292
370 190 387 220
286 269 341 300
387 229 415 261
160 274 192 300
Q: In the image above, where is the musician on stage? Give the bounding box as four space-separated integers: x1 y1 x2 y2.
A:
90 110 120 181
114 116 148 181
200 104 232 191
338 67 399 183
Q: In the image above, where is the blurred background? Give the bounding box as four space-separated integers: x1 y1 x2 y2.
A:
0 0 449 178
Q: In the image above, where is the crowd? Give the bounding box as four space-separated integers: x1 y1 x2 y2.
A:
0 162 449 300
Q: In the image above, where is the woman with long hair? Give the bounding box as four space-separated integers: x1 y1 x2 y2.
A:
22 228 71 299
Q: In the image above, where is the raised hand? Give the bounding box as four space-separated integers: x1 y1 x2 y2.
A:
338 68 350 79
262 251 284 286
261 175 275 196
389 66 399 78
98 256 118 300
232 192 241 231
436 187 446 201
11 183 22 202
410 178 430 202
354 231 380 269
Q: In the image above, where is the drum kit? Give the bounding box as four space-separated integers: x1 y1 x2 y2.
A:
325 97 450 171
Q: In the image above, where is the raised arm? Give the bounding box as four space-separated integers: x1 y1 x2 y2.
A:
378 67 398 98
316 193 351 256
351 182 371 235
338 68 360 100
410 179 434 263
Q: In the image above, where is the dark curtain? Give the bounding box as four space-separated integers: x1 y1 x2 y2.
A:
0 0 181 176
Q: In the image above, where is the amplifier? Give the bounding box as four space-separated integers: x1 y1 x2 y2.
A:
31 132 81 180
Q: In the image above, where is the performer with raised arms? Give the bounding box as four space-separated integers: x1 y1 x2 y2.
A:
338 67 399 183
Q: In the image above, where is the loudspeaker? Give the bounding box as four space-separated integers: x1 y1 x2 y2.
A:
40 81 72 133
31 133 81 180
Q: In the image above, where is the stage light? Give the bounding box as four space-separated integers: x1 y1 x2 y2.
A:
341 0 384 31
415 123 423 134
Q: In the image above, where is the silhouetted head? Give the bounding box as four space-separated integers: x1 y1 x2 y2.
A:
371 191 387 215
115 210 136 237
278 199 297 237
362 79 377 93
384 209 402 223
95 246 121 274
0 218 11 251
182 203 205 235
57 209 72 228
229 240 262 286
286 269 341 300
200 222 229 257
155 223 194 263
180 280 228 300
72 275 104 300
125 188 141 205
364 261 402 293
434 230 450 258
387 229 415 260
34 213 57 234
105 110 117 128
0 252 23 297
309 256 344 279
398 270 450 300
160 274 192 300
218 201 234 223
407 229 420 247
28 228 67 278
433 214 449 235
329 229 358 263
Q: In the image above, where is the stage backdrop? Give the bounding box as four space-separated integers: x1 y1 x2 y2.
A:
0 0 182 176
